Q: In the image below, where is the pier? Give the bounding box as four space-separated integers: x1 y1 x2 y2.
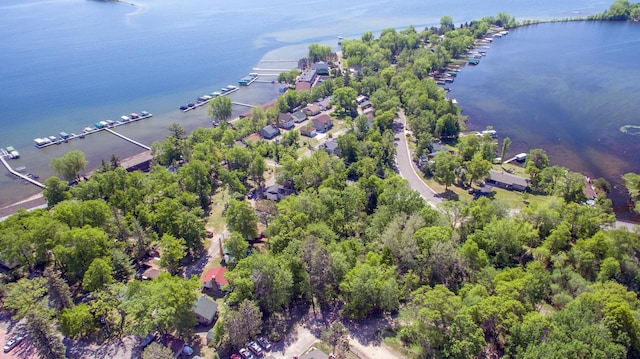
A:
259 60 297 63
0 155 45 188
181 87 239 113
103 129 151 150
252 68 293 72
35 113 152 150
232 102 255 108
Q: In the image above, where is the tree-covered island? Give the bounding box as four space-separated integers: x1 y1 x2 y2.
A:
1 5 640 359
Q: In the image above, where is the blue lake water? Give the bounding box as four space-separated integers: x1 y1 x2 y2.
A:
450 21 640 218
0 0 623 210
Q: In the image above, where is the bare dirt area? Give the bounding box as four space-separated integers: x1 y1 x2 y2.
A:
268 306 405 359
64 336 137 359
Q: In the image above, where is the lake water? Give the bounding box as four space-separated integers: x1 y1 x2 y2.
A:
450 21 640 219
0 0 624 211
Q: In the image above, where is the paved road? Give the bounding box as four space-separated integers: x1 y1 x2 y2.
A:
393 111 442 207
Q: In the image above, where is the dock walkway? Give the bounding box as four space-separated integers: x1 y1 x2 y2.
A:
0 155 45 188
35 113 152 150
103 129 151 150
232 102 254 108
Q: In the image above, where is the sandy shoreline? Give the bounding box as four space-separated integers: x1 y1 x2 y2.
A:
0 96 282 220
0 150 155 219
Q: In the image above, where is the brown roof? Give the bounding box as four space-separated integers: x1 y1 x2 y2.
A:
296 82 312 91
313 114 332 124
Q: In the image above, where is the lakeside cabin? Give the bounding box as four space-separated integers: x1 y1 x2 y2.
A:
486 169 529 192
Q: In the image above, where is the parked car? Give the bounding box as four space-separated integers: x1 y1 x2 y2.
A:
140 333 157 349
257 336 272 351
248 341 264 356
239 348 255 359
3 336 24 353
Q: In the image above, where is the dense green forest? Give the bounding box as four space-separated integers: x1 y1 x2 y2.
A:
1 10 640 359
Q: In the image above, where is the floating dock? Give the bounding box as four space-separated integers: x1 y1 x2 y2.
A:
0 154 45 188
180 87 239 113
34 112 152 149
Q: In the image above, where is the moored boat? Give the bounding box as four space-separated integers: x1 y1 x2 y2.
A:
121 115 131 122
130 113 140 119
6 146 19 159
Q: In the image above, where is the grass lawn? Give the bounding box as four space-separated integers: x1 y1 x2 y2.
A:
206 190 228 234
380 329 422 359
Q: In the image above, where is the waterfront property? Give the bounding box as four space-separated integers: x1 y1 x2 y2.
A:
296 69 317 91
33 111 152 149
486 169 529 192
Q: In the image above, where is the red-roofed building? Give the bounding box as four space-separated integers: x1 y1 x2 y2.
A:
202 267 228 291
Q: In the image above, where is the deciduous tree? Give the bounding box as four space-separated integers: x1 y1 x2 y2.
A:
50 149 88 182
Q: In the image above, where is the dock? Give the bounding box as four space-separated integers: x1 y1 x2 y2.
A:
35 112 152 150
252 68 292 72
0 154 45 188
232 102 254 108
259 60 297 63
181 87 239 113
103 129 151 150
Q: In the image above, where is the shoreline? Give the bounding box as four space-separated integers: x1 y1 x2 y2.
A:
3 18 639 224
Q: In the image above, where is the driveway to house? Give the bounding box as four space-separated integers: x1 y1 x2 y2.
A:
394 111 442 207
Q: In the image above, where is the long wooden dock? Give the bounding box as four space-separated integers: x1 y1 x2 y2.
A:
35 113 152 150
0 155 45 188
103 129 151 150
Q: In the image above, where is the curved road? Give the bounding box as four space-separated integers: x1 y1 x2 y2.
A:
394 111 442 207
393 111 637 231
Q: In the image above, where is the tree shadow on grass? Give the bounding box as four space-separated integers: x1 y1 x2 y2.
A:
439 189 459 201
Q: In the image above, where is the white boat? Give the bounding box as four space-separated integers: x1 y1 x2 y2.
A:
121 115 131 122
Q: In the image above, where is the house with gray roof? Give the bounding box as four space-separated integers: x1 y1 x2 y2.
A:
194 294 218 325
291 110 307 123
487 169 529 192
260 124 280 140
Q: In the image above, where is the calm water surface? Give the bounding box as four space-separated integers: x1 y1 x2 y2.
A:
0 0 617 210
450 21 640 219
